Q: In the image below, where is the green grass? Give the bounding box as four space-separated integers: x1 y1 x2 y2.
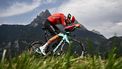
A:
0 49 122 69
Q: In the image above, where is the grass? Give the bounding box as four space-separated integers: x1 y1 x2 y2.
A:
0 48 122 69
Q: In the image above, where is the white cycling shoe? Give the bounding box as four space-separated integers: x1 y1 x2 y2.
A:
39 46 46 55
35 48 42 54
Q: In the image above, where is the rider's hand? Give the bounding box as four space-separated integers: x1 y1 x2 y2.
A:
75 24 81 28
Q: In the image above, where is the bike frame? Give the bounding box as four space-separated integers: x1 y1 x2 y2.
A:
52 32 86 57
53 32 70 53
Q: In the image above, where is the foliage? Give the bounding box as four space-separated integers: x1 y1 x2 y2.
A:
0 48 122 69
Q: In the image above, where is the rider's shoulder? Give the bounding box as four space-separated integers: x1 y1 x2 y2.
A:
52 13 64 16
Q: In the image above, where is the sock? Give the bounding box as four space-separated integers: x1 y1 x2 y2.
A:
40 42 48 49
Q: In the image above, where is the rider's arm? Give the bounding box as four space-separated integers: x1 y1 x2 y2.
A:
64 24 81 32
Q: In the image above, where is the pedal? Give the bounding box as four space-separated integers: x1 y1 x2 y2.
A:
57 52 61 55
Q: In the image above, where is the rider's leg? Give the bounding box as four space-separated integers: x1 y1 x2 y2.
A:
52 25 60 34
39 34 60 55
44 20 56 36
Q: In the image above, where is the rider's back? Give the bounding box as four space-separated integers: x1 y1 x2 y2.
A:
48 13 66 26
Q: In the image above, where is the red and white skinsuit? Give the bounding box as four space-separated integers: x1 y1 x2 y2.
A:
47 13 78 32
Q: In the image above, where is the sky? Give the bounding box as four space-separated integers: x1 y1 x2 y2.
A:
0 0 122 38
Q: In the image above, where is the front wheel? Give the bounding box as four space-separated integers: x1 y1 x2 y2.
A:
71 39 86 57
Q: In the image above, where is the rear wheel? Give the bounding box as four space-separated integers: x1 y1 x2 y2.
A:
30 41 56 56
30 41 44 55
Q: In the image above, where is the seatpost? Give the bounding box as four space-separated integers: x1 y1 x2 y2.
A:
42 26 48 42
44 30 48 41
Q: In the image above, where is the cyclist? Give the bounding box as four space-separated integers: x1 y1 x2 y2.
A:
39 13 81 55
43 13 73 35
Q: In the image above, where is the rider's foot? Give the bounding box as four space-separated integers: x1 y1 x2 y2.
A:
35 48 42 54
39 46 46 55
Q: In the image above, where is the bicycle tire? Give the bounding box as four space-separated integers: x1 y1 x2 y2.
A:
70 39 86 57
30 41 55 56
30 41 44 55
